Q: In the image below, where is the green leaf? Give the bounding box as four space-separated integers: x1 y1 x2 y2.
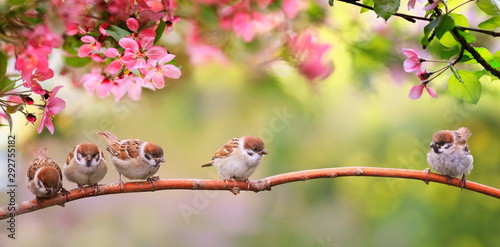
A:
63 56 92 68
448 70 482 104
457 29 476 43
361 0 374 13
475 47 494 63
473 70 488 79
435 15 455 39
373 0 400 21
154 19 166 45
0 76 15 93
106 25 131 42
477 0 500 16
421 18 440 46
0 51 7 79
449 13 469 27
329 0 334 6
479 16 500 29
439 32 457 48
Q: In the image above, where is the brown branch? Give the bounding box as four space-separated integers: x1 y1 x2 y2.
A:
451 28 500 79
1 167 500 220
335 0 500 37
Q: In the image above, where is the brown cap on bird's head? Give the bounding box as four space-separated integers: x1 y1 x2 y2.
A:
37 166 60 189
243 136 268 155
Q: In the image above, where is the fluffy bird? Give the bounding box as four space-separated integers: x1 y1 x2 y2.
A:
97 131 165 189
27 147 65 199
201 136 268 186
63 143 107 194
426 127 473 188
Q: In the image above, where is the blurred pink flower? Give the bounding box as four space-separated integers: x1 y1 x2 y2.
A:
408 0 417 10
402 48 422 72
81 70 111 98
288 31 334 81
28 25 63 49
185 22 228 64
78 35 102 57
143 54 182 89
99 23 111 36
232 11 280 42
111 74 150 101
408 83 438 100
38 86 66 134
423 0 440 10
15 46 51 83
283 0 308 19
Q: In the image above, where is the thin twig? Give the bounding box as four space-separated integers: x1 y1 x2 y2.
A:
336 0 500 37
1 167 499 220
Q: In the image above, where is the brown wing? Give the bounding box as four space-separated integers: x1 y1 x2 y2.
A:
106 139 143 160
455 127 471 146
27 157 62 181
201 138 239 167
66 146 76 165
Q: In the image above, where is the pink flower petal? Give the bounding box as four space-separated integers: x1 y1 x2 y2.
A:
146 46 167 60
423 0 439 10
78 44 93 57
108 60 123 74
152 73 165 89
51 85 64 96
126 18 139 32
81 35 96 43
425 85 438 98
404 58 420 72
408 84 424 100
408 0 416 10
161 64 182 79
47 97 66 115
37 113 47 134
105 48 120 58
119 38 139 51
402 48 419 59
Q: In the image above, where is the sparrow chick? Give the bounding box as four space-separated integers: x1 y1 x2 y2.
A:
63 143 107 194
27 147 65 199
97 131 165 190
426 127 473 189
201 136 268 189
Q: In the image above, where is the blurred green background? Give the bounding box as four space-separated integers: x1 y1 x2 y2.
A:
1 2 500 247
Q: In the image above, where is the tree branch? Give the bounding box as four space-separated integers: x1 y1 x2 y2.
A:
1 167 499 220
451 28 500 79
336 0 500 37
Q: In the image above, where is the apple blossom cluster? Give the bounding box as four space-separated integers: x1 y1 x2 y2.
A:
0 0 182 134
182 0 334 83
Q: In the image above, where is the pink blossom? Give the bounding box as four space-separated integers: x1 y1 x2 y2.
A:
131 0 151 9
185 22 228 64
127 18 139 32
23 68 54 94
143 54 182 89
111 75 147 101
81 70 112 98
408 83 438 100
283 0 308 19
105 48 126 75
28 25 63 49
119 35 167 70
288 32 334 81
15 46 51 83
423 0 440 11
99 23 111 36
232 11 280 42
408 0 417 10
38 86 66 134
78 35 102 57
402 48 422 72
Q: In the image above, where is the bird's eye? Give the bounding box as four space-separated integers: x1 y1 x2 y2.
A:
152 153 157 158
253 148 258 152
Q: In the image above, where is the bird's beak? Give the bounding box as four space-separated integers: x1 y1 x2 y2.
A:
159 157 165 163
430 142 436 149
259 149 269 155
48 187 54 195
